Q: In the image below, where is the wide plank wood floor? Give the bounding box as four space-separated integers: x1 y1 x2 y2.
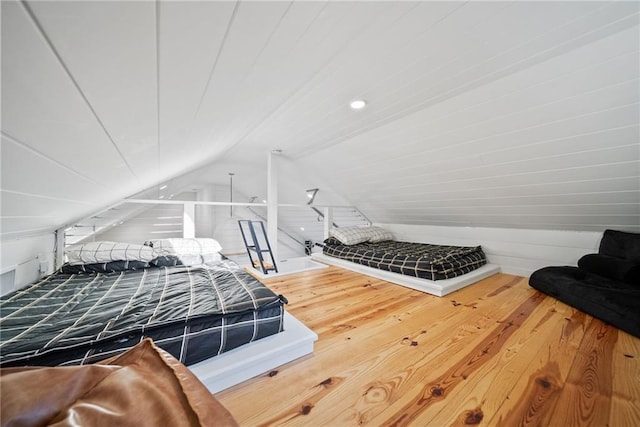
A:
216 266 640 426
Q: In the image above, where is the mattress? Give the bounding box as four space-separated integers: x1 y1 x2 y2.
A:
0 259 286 367
323 238 487 281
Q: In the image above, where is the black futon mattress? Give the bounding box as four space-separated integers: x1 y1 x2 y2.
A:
0 260 286 367
323 238 487 281
530 266 640 337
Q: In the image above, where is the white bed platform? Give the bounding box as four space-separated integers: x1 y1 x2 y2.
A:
311 253 500 297
189 311 317 393
247 256 328 279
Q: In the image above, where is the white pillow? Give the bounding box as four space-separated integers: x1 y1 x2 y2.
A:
66 241 155 265
331 226 394 245
331 227 373 245
367 226 394 243
151 238 223 257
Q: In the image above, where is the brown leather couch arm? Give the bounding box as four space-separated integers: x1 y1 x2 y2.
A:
1 339 238 427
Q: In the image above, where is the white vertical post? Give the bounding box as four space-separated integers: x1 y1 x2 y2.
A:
55 227 66 271
267 151 279 261
183 202 195 238
196 187 215 237
323 207 333 240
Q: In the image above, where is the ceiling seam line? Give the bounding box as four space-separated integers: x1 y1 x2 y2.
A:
201 0 297 149
1 189 97 205
292 9 638 158
379 202 639 210
352 173 640 193
357 2 616 119
345 171 640 194
297 48 639 160
1 131 106 188
330 100 640 174
219 1 430 157
277 1 478 142
309 2 596 129
371 190 640 203
340 146 640 187
279 4 527 147
339 122 640 177
192 1 240 121
236 0 295 89
20 0 138 178
155 0 161 185
348 140 640 184
386 6 638 118
374 213 636 218
369 73 640 149
1 228 65 240
358 188 640 201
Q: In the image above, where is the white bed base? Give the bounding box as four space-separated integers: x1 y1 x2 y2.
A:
189 311 317 393
311 253 500 297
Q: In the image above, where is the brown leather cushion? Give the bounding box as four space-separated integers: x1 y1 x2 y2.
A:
0 339 238 427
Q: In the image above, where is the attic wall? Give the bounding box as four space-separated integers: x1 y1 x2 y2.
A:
379 223 602 277
0 233 56 294
91 183 305 261
2 1 637 245
94 204 184 244
300 23 639 232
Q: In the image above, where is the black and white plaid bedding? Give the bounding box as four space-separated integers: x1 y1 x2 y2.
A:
0 259 286 367
323 238 487 281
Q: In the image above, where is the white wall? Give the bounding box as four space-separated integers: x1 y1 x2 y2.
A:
378 223 602 278
303 22 639 233
0 233 56 294
94 184 304 262
95 204 184 244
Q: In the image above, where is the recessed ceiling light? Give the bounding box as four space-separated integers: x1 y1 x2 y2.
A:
159 184 168 190
350 99 367 110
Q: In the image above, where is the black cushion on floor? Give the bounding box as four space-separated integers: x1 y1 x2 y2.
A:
530 266 640 337
578 254 640 285
529 229 640 338
599 229 640 261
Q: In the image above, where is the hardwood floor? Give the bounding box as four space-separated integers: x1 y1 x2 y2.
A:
216 267 640 426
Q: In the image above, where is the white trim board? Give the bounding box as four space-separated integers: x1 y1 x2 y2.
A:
377 224 601 277
247 256 328 279
311 253 500 297
189 311 317 394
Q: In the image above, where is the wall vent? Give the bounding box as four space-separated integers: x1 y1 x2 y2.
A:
1 258 40 296
0 269 16 296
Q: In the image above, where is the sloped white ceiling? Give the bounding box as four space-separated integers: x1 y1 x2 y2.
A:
1 0 638 238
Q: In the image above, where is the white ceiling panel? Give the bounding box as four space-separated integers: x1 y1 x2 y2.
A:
186 1 297 150
1 0 638 238
1 134 105 199
376 191 640 208
1 1 135 181
0 190 94 236
26 0 159 181
157 0 235 175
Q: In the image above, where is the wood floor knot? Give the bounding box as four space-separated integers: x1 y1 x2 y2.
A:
363 383 391 403
401 337 419 346
430 386 444 397
316 376 343 389
461 407 484 425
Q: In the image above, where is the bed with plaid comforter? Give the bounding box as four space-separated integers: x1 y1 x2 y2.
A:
323 238 487 281
0 259 286 367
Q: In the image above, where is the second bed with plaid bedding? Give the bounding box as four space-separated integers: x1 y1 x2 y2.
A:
323 238 487 281
0 259 286 367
